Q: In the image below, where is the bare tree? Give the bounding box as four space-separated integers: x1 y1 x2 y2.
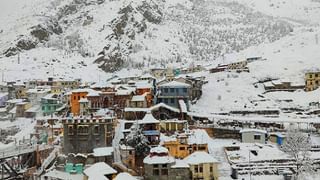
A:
281 130 313 179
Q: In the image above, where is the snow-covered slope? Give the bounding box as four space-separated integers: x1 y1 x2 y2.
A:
0 0 293 81
191 0 320 113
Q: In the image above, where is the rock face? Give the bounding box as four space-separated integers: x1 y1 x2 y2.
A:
95 0 163 72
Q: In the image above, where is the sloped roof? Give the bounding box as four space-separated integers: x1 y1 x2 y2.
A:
84 162 117 178
184 151 218 165
138 111 159 124
158 81 190 87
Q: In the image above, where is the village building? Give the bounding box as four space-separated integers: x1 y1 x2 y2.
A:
157 81 191 109
150 68 166 79
159 119 187 133
184 151 219 180
263 80 304 92
138 111 160 145
93 147 114 165
114 172 138 180
15 101 31 117
0 92 8 107
269 132 286 145
305 71 320 91
83 162 117 180
0 82 8 93
120 144 136 170
143 146 190 180
163 129 209 159
40 94 62 116
240 129 267 144
62 116 114 154
124 102 181 120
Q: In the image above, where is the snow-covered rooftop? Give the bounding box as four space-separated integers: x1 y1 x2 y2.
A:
171 159 190 168
114 172 138 180
84 162 117 178
138 111 159 124
131 95 145 102
93 147 114 157
143 146 175 165
239 129 267 134
158 81 191 87
184 151 219 165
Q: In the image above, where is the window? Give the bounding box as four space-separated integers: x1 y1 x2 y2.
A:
73 96 76 100
94 125 99 134
162 164 167 168
164 88 168 93
199 166 203 173
179 147 185 150
310 74 313 78
129 150 132 155
161 169 168 175
68 125 74 135
194 165 198 173
210 166 213 172
254 135 261 140
77 125 89 135
153 164 159 168
316 74 319 78
42 106 45 111
170 98 174 103
170 88 174 93
183 88 187 93
164 99 168 103
78 96 80 100
153 169 159 176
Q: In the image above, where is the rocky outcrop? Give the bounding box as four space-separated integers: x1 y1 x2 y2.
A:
95 0 163 72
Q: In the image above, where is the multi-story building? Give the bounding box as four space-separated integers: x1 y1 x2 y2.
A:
138 112 160 145
143 146 190 180
40 94 62 116
62 116 114 154
305 71 320 91
163 129 209 159
184 151 219 180
157 81 191 109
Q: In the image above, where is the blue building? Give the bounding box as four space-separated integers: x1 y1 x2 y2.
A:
157 81 191 109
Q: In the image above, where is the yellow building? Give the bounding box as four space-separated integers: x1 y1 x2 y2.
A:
163 129 209 159
160 119 186 133
305 71 320 91
184 151 219 180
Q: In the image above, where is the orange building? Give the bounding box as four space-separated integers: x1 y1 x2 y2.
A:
163 129 209 159
70 89 90 116
135 82 154 107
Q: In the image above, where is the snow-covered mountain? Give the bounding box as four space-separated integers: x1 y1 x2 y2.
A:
1 0 320 112
0 0 296 81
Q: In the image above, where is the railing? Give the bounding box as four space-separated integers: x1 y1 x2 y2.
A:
0 144 52 159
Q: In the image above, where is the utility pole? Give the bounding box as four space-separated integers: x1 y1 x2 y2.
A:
249 150 251 180
18 53 20 64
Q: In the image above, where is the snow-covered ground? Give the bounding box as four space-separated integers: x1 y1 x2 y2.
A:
0 118 36 150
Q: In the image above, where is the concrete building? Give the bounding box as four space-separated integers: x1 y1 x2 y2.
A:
305 71 320 91
240 129 267 144
157 81 191 109
184 151 219 180
0 93 8 107
62 116 114 154
143 146 190 180
40 94 62 116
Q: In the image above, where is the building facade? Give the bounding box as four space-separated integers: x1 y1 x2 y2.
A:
157 81 191 109
305 71 320 91
62 117 114 154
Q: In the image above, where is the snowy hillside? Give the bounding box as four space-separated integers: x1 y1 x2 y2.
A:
191 0 320 113
0 0 294 81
